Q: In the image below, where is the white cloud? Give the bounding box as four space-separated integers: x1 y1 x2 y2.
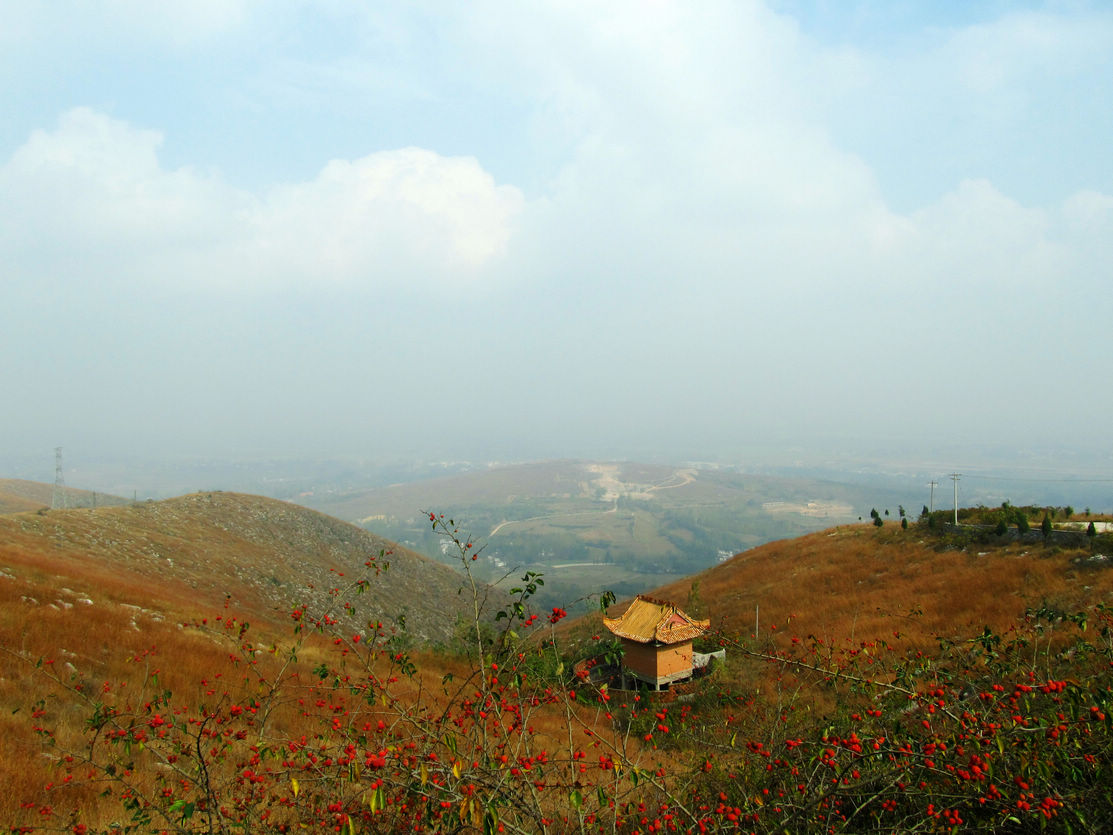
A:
0 108 524 291
943 9 1113 94
3 3 1113 461
906 179 1058 288
0 108 247 281
261 149 524 283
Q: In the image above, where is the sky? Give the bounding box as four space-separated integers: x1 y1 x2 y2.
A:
2 1 1112 472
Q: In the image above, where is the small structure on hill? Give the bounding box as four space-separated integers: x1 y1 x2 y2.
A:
603 595 711 690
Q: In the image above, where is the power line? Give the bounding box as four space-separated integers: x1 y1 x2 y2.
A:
956 474 1113 484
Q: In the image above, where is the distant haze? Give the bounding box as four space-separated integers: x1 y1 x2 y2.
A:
2 2 1111 469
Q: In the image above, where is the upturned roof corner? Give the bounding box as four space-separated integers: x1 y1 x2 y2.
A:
602 594 709 645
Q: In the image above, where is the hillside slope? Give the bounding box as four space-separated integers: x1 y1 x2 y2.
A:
0 479 44 514
0 478 129 514
636 523 1113 648
0 491 481 644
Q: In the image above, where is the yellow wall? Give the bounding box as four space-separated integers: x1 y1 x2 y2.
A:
621 639 693 684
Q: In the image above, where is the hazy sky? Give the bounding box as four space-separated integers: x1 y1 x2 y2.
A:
3 1 1112 467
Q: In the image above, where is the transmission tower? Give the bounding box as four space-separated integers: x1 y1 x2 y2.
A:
950 473 962 526
52 446 68 509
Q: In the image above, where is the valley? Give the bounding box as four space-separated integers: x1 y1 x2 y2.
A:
5 473 1113 832
302 459 905 610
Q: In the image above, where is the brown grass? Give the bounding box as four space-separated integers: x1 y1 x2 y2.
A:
0 492 508 827
12 501 1113 829
633 523 1113 652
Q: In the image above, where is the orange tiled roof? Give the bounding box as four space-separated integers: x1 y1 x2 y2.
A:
602 595 709 645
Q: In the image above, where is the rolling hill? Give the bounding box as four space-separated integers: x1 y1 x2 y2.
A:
6 486 1113 832
598 520 1113 655
0 489 483 644
0 489 509 828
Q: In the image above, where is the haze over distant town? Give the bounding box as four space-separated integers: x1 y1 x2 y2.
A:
3 2 1112 480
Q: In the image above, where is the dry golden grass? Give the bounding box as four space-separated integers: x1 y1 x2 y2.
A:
0 492 488 645
638 523 1113 652
0 525 292 820
13 498 1113 829
0 493 508 828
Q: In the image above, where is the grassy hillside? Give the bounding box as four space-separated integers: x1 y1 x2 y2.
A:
0 499 596 831
620 519 1113 652
7 502 1113 832
0 478 129 514
0 491 482 644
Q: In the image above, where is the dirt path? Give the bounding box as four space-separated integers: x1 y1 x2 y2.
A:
646 469 696 492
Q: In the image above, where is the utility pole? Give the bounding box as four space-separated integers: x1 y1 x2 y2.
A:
950 473 962 526
928 480 937 513
52 447 67 510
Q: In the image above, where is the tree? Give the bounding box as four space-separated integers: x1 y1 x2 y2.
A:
995 519 1008 536
1016 512 1029 535
1042 514 1053 538
873 516 884 528
898 505 906 519
901 517 908 530
1088 521 1097 538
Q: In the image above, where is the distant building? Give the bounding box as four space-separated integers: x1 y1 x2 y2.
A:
603 595 710 690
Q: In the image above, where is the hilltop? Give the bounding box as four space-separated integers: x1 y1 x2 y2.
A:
611 518 1113 652
0 478 129 514
0 490 482 644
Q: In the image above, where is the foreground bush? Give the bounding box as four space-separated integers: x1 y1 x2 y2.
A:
10 515 1113 833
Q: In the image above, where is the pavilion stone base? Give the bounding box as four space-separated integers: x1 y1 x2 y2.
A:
620 666 692 691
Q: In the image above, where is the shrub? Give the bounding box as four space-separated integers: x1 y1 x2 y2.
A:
12 514 1113 834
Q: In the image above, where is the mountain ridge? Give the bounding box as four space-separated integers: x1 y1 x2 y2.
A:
0 488 483 644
